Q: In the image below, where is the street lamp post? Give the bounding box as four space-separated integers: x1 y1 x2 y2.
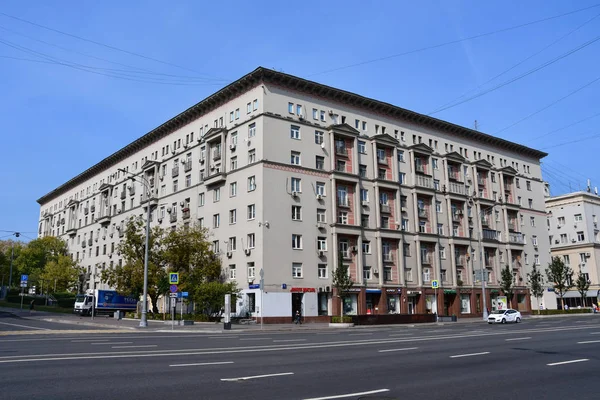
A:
118 169 151 328
469 199 495 321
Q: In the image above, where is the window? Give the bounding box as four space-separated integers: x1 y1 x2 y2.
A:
230 156 238 170
397 172 405 184
198 217 204 228
288 102 294 113
290 125 300 140
398 150 405 162
173 180 178 192
528 199 533 208
526 181 531 190
247 204 256 220
574 214 583 222
229 111 234 123
314 131 324 144
213 188 221 202
317 209 326 223
199 192 205 206
292 263 303 278
291 177 301 192
235 108 240 120
436 201 442 213
530 216 535 227
377 148 385 162
246 102 251 114
253 99 258 111
439 246 446 259
248 262 256 278
248 149 256 163
363 267 372 281
318 264 327 278
248 176 256 191
185 174 192 188
321 110 326 122
419 221 426 233
316 156 325 170
230 182 237 197
317 237 327 251
292 234 302 249
491 173 496 183
516 178 520 188
362 241 371 254
228 237 237 252
338 211 348 224
248 123 256 138
292 205 302 221
358 141 366 154
313 108 318 120
532 235 538 246
432 158 438 170
229 209 237 224
401 218 409 231
213 214 220 228
297 105 303 116
247 233 255 248
558 216 565 226
434 179 440 191
403 243 411 256
213 240 220 253
580 252 588 263
229 265 236 280
437 224 444 235
290 151 301 166
359 165 367 178
577 231 585 241
360 189 368 202
560 233 567 244
534 254 540 266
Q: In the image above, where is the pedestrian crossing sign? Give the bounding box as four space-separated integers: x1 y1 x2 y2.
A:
169 272 179 284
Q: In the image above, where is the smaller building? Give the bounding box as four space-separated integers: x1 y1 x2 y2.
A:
546 190 600 308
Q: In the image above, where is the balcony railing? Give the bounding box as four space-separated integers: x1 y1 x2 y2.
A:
509 232 525 244
452 212 462 222
448 182 466 195
378 157 388 165
184 161 192 172
482 228 500 241
170 213 177 223
416 175 433 189
448 168 460 181
455 256 466 266
337 197 350 207
341 250 351 260
421 254 432 264
182 209 191 219
335 147 348 156
120 191 126 199
172 167 179 178
380 204 391 213
382 253 394 262
90 205 96 213
418 208 428 219
415 163 427 174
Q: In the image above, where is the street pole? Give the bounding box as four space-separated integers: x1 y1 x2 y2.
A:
479 233 488 321
140 196 151 327
8 241 14 288
259 268 264 330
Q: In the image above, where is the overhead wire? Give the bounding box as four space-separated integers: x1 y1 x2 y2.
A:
540 132 600 150
431 12 600 114
307 3 600 77
0 10 228 81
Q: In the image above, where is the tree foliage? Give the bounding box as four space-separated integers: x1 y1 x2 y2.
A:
14 236 68 283
527 264 545 314
39 255 81 292
546 256 573 309
499 264 514 303
575 272 590 307
332 252 354 318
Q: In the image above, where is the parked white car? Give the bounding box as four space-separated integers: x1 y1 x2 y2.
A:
487 309 522 324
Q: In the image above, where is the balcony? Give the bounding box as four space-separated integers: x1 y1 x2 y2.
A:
421 255 432 265
184 161 192 172
213 151 222 161
481 218 490 227
382 253 394 263
377 157 388 165
67 226 77 236
141 188 159 206
380 204 391 213
448 168 460 181
203 171 227 186
415 163 427 174
482 228 500 241
452 212 462 222
335 147 348 156
509 232 525 244
170 213 178 223
341 250 351 260
97 209 111 226
477 177 486 186
87 238 93 246
82 241 86 248
337 197 350 208
90 205 96 213
455 256 466 266
182 208 191 219
418 208 428 219
172 167 179 178
448 182 466 195
416 175 433 189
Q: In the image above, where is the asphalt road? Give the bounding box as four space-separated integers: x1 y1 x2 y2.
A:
0 311 113 332
1 316 600 399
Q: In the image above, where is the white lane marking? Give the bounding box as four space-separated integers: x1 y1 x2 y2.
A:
450 352 490 358
349 333 373 336
0 321 50 331
505 337 532 341
547 359 589 366
378 347 418 353
577 340 600 344
388 333 414 337
71 339 109 343
170 361 234 367
112 345 157 349
221 372 294 382
590 332 600 335
239 338 273 341
208 336 239 339
273 339 307 343
303 388 390 400
91 342 132 345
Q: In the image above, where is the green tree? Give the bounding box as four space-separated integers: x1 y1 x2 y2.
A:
192 281 239 317
499 264 514 306
546 256 573 310
527 264 545 315
40 255 81 293
101 217 167 313
14 236 68 282
332 252 354 321
575 271 590 307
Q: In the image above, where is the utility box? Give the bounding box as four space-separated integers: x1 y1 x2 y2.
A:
113 311 123 320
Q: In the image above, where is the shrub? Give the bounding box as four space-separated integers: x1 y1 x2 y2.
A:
331 316 353 323
535 308 592 315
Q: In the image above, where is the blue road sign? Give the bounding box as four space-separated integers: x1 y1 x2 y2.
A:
249 284 260 289
169 273 179 285
282 284 287 289
431 280 439 289
182 292 188 298
170 284 178 293
21 274 28 282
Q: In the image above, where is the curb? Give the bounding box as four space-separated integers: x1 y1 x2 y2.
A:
40 318 136 330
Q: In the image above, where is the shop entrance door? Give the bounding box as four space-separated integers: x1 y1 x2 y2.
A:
292 293 303 322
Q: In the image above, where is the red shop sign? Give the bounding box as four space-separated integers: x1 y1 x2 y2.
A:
290 287 316 293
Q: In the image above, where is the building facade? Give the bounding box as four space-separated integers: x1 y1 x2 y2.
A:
37 67 552 321
546 191 600 308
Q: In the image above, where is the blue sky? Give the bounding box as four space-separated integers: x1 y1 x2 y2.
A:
1 0 599 241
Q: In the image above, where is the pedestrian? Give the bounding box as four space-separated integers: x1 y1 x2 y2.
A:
29 300 35 314
564 304 569 311
294 310 301 325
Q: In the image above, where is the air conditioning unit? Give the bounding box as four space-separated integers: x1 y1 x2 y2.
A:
325 286 331 292
317 221 326 228
316 194 323 200
350 246 358 253
245 248 251 256
109 233 114 238
117 209 122 214
318 250 325 257
210 165 216 170
318 287 324 293
554 239 559 244
157 218 163 223
292 191 299 197
571 238 576 243
116 226 121 231
328 109 334 116
586 252 591 257
167 207 172 213
372 268 379 274
200 158 205 164
580 263 587 268
108 253 112 258
183 143 188 149
361 200 369 206
102 235 106 240
247 278 254 283
229 144 236 151
401 206 406 212
227 251 233 258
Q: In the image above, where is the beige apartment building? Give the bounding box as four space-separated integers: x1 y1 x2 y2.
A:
546 190 600 308
37 67 554 321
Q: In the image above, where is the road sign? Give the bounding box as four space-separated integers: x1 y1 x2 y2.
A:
20 283 27 288
169 293 178 298
473 270 488 282
431 280 439 289
170 284 178 293
249 284 260 289
21 274 28 282
281 284 287 289
169 273 179 285
182 292 188 298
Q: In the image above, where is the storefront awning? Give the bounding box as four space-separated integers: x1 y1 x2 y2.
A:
366 289 381 293
443 289 457 295
561 290 599 299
